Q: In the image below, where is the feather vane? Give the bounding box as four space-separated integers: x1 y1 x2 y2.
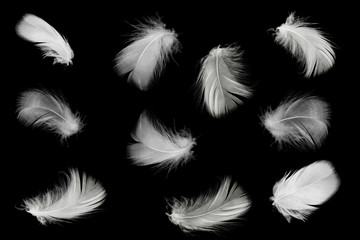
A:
274 12 335 77
22 169 106 225
115 18 180 90
262 95 330 150
16 14 74 65
271 160 340 222
127 112 195 170
17 89 82 139
167 177 251 232
196 45 252 117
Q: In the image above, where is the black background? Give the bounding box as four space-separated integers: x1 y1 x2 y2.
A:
3 2 356 239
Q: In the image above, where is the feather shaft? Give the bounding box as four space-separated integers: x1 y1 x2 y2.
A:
135 32 171 63
273 116 327 126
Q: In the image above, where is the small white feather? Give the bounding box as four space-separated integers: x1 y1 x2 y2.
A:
167 177 251 233
271 160 340 222
127 111 195 170
274 12 335 77
261 95 330 150
22 168 106 225
17 89 83 140
16 14 74 65
115 17 180 90
196 44 252 118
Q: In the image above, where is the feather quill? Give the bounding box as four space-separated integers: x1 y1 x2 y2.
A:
273 12 335 77
196 44 252 117
167 177 251 233
127 112 195 170
261 95 330 150
115 17 180 90
16 14 74 65
271 160 340 222
22 168 106 225
17 89 83 140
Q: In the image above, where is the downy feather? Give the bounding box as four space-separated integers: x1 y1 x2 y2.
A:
167 177 251 233
16 14 74 65
271 160 340 222
17 89 83 140
127 111 195 170
273 12 335 77
196 44 252 117
261 95 330 150
22 168 106 225
115 17 180 90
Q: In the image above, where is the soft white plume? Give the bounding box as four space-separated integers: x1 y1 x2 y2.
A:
22 168 106 225
115 17 180 90
196 44 252 117
16 14 74 65
127 112 195 171
261 95 330 150
17 89 83 140
271 160 340 222
167 177 251 233
273 12 335 77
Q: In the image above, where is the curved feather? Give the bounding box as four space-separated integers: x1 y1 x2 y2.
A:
22 168 106 225
115 18 180 90
196 44 252 117
271 161 340 222
16 14 74 65
274 12 335 77
17 89 82 139
127 112 195 170
167 177 251 233
261 95 330 150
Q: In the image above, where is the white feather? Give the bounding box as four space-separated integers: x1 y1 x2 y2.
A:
271 160 340 222
127 111 195 170
17 89 83 140
22 168 106 225
274 12 335 77
261 95 330 150
115 18 180 90
196 44 252 118
16 14 74 65
167 177 251 233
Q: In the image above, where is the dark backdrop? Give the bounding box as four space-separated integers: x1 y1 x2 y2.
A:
3 2 356 239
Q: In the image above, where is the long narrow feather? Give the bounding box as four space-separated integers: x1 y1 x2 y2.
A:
167 177 251 233
127 111 195 171
16 14 74 65
115 17 180 90
271 160 340 222
17 89 83 140
22 168 106 225
261 95 330 150
273 12 335 77
196 44 252 118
